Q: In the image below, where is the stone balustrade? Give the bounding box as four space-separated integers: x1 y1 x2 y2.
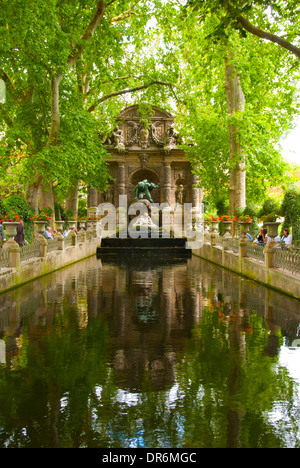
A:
0 226 100 294
193 232 300 300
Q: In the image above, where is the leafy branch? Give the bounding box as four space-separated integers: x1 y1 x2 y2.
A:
87 80 178 113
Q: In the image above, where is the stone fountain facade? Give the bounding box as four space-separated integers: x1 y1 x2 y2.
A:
87 105 202 210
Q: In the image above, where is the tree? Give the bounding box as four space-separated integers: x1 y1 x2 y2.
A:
0 0 178 215
187 0 300 58
153 1 299 213
280 186 300 241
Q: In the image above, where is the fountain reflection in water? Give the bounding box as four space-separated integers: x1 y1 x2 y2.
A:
0 255 299 448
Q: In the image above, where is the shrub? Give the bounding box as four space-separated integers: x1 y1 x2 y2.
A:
236 205 259 237
64 208 75 220
280 187 300 241
258 198 280 218
4 195 34 222
54 202 65 221
0 198 6 217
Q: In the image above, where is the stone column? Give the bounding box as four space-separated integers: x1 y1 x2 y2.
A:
118 162 126 202
192 174 201 207
164 163 172 206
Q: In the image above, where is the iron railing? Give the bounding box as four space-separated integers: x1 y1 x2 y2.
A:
0 248 9 268
245 242 265 262
274 248 300 276
20 241 41 261
226 238 239 254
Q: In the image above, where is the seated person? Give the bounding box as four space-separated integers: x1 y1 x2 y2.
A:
63 226 71 237
240 231 253 241
263 228 270 244
254 228 264 244
281 228 292 247
44 226 53 240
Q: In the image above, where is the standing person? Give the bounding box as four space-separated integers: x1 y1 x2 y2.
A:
281 228 293 247
14 220 25 247
0 223 5 244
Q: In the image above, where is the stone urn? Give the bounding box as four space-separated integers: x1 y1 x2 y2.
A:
204 221 210 232
55 221 64 234
34 221 46 235
221 221 232 237
210 221 219 233
79 220 86 231
263 222 281 240
238 222 252 238
2 222 20 242
68 220 77 230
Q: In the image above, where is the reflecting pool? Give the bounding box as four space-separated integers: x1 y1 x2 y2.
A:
0 255 299 448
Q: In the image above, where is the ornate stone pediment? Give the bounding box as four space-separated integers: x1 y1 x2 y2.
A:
104 105 179 152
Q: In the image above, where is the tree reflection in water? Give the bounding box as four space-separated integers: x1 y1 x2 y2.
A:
0 256 299 448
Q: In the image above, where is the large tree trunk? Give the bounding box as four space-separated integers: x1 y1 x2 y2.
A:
224 56 246 216
25 177 41 213
39 180 55 216
65 180 79 218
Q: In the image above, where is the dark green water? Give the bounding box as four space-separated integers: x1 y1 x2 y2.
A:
0 255 299 448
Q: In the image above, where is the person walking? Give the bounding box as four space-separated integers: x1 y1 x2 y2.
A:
14 220 25 247
0 223 5 243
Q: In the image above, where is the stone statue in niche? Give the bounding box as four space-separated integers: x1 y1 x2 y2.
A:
176 184 184 204
104 185 114 204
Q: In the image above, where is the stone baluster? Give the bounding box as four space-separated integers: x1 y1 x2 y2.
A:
8 242 20 270
239 236 247 258
57 232 65 251
264 240 276 270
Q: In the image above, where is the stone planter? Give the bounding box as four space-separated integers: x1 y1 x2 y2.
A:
79 221 86 230
221 221 232 237
2 222 20 241
263 221 281 240
210 221 219 233
34 221 46 235
55 221 64 234
68 220 77 230
238 222 252 238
